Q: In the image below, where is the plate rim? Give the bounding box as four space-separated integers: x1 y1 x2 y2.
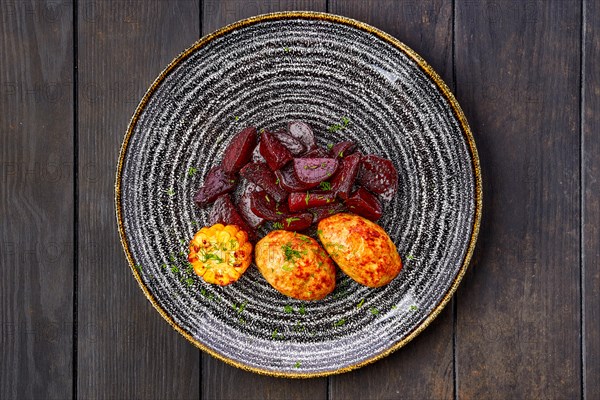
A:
114 10 483 378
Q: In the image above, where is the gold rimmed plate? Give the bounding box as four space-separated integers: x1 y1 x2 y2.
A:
115 11 481 377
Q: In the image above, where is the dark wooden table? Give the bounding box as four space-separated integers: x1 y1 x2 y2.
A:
1 1 598 399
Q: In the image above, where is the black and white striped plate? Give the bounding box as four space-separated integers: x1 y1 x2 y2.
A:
116 12 482 377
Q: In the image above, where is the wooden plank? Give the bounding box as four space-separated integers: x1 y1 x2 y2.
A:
77 1 200 399
584 0 600 398
327 2 455 399
200 2 329 399
455 2 581 398
0 1 74 399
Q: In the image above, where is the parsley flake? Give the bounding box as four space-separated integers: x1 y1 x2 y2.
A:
187 167 198 177
334 318 346 327
357 298 365 309
319 181 332 191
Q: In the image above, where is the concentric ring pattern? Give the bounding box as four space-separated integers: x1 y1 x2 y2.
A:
116 12 481 377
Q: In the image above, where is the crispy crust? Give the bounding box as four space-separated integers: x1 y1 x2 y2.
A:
255 230 336 300
318 213 402 287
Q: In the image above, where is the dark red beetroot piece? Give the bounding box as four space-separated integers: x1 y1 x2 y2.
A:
259 130 293 171
310 202 346 223
275 164 319 192
288 191 336 212
193 166 238 207
330 153 361 200
221 126 257 174
281 213 313 231
238 184 265 229
272 131 305 156
240 162 287 203
293 158 339 185
249 190 290 221
330 140 357 159
303 147 329 158
345 187 383 221
209 194 256 241
357 155 399 201
287 121 316 150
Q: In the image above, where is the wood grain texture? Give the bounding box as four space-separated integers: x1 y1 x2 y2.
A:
0 1 74 399
77 1 200 399
200 2 328 399
328 2 455 399
455 2 581 398
584 0 600 398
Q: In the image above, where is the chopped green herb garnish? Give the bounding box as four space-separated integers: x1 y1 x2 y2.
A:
134 264 142 271
316 229 323 236
185 277 194 287
334 318 346 327
234 115 240 121
275 176 280 185
201 252 224 263
328 123 342 133
161 263 167 269
170 265 179 274
294 361 301 368
273 222 284 229
166 187 175 196
284 305 294 313
370 307 380 316
282 242 304 262
299 304 306 315
357 298 365 309
407 254 416 260
284 46 290 52
327 143 334 150
409 305 418 311
319 181 332 191
338 150 344 158
285 216 301 226
271 328 282 339
341 116 350 126
187 167 198 177
305 191 310 205
391 305 397 309
234 300 248 314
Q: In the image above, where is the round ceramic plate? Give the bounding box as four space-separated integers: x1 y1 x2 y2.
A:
116 12 481 377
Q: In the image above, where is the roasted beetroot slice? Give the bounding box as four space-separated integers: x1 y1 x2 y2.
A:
240 162 287 203
310 202 346 223
249 191 289 221
259 130 293 170
238 184 265 229
344 187 383 221
287 121 316 150
357 155 399 201
280 213 313 231
331 153 361 200
193 166 238 207
303 147 329 158
272 130 305 156
293 158 339 185
288 191 337 212
275 164 318 192
330 140 357 159
209 195 256 240
221 126 257 174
